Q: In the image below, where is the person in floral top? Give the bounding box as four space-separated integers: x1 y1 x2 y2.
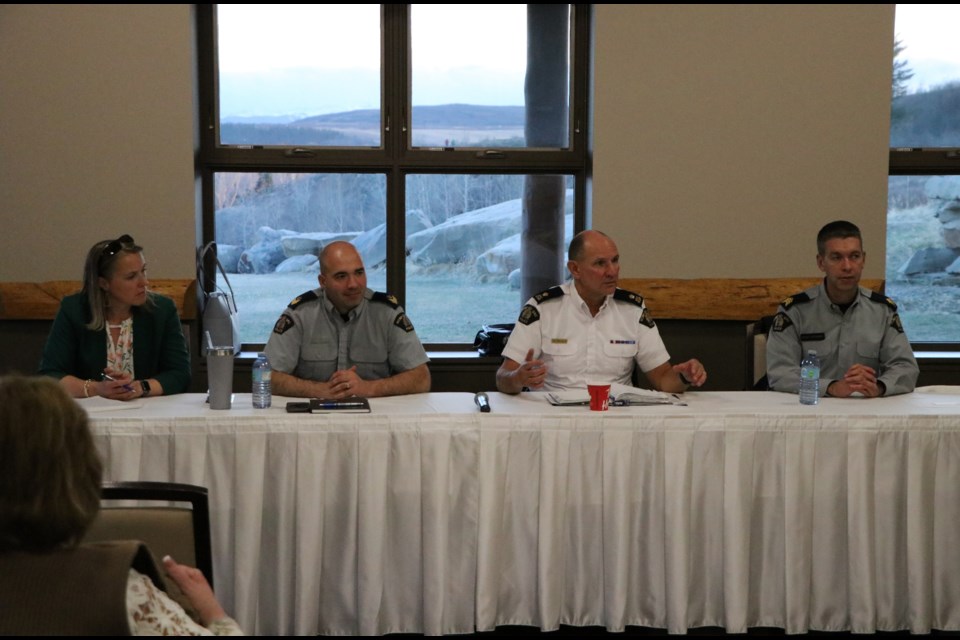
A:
39 234 191 400
0 375 241 635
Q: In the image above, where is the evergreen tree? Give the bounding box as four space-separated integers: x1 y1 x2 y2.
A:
891 36 914 127
892 36 914 99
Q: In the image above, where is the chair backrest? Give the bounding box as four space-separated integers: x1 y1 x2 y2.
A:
746 315 776 390
82 481 213 589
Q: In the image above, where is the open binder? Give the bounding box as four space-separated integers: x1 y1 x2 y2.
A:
546 383 686 407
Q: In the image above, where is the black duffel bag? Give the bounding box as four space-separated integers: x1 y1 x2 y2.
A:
473 323 515 357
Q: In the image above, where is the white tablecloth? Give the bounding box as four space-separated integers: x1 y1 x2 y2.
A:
87 390 960 635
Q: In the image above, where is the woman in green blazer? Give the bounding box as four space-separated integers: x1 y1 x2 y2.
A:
39 234 190 399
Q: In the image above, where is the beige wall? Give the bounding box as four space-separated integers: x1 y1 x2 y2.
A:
593 4 895 278
0 4 196 280
0 4 895 282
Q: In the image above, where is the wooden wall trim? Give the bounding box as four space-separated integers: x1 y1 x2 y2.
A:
0 277 881 323
618 278 884 322
0 280 197 320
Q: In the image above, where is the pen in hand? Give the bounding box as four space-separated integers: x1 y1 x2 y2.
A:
102 372 135 392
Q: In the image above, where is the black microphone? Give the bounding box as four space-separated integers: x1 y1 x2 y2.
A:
474 391 491 413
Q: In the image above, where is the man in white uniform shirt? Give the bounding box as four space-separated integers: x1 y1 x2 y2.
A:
496 230 707 394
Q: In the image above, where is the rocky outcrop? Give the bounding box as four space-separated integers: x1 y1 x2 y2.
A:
225 193 574 285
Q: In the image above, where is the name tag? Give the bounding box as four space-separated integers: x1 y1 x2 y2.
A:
610 339 636 345
800 333 825 341
551 338 568 344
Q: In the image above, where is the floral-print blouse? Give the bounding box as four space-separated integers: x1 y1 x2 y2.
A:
106 318 135 377
125 570 243 636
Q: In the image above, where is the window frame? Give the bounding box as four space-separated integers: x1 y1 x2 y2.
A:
195 4 593 351
887 150 960 350
886 6 960 349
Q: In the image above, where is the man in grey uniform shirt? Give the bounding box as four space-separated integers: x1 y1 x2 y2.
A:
766 220 918 397
264 241 430 399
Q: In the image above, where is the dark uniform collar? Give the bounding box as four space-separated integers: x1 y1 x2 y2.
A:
320 287 370 323
817 279 864 313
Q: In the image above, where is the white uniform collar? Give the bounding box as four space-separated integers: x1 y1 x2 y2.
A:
568 281 610 316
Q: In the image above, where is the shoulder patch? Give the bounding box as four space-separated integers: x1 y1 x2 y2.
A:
771 312 793 333
273 314 295 335
639 308 656 328
869 290 898 311
518 304 540 326
287 290 318 310
613 288 645 308
372 291 400 309
890 312 905 333
533 286 564 304
780 291 811 310
393 311 414 332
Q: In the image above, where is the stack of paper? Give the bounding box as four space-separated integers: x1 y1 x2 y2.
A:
545 383 685 407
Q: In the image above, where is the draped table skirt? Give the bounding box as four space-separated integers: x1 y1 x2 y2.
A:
88 390 960 635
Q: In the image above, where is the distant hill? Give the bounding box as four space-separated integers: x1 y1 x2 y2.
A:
221 104 526 146
295 104 524 129
891 83 960 148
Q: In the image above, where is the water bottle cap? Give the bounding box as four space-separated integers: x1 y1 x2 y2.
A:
807 349 817 355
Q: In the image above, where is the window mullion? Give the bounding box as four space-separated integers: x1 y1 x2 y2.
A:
384 4 409 305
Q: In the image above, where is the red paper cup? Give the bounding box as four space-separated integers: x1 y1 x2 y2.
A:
587 383 611 411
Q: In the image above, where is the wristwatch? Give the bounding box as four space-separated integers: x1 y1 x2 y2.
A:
140 379 151 397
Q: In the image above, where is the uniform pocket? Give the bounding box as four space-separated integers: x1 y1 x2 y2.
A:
351 343 387 365
297 341 338 381
855 343 881 371
603 340 639 358
542 339 577 356
302 341 337 363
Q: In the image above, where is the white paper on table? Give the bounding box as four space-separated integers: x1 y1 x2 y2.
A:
77 396 144 413
546 383 685 407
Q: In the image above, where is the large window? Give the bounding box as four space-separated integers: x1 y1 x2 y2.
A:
887 4 960 344
197 5 591 347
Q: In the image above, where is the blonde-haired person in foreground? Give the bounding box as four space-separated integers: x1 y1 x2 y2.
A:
0 375 242 636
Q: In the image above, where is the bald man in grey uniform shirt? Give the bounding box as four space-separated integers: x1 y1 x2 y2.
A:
766 221 918 397
264 242 430 399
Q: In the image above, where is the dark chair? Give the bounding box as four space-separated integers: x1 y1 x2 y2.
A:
83 481 214 590
746 315 776 391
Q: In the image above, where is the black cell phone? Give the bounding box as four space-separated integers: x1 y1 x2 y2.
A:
285 402 311 413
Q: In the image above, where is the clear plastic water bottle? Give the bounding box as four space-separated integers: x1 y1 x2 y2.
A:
252 352 272 409
799 349 820 405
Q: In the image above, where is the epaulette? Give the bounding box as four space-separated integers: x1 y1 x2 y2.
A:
287 290 319 309
371 291 400 309
533 286 564 304
868 290 898 311
613 288 644 308
780 291 811 310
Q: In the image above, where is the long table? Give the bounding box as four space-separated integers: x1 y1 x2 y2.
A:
86 390 960 635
